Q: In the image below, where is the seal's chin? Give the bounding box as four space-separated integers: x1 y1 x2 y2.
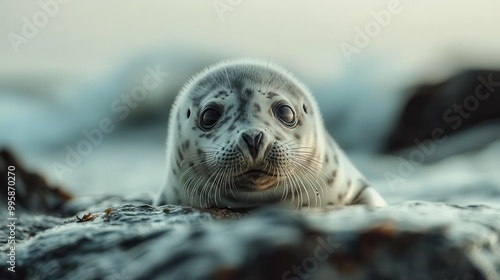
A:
235 169 279 191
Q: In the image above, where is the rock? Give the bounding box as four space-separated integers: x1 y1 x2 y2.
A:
1 149 499 279
0 149 72 215
1 201 499 280
385 70 500 153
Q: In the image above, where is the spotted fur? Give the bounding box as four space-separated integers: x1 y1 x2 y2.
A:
154 59 386 208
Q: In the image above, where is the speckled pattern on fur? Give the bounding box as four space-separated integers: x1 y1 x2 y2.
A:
154 59 386 208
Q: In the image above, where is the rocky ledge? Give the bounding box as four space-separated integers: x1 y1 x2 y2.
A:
0 200 499 280
1 149 499 280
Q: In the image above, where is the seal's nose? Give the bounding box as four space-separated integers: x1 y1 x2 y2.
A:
242 131 264 160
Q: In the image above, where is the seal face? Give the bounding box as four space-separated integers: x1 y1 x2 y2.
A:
154 59 386 208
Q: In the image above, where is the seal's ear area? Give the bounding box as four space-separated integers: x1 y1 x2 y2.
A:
351 186 387 207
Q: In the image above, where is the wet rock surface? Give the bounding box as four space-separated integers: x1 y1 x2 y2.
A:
1 200 499 280
1 149 500 280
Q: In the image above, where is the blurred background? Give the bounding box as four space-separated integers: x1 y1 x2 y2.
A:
1 0 499 205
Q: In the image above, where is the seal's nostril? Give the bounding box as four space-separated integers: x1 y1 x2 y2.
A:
255 132 263 148
242 133 253 148
242 132 263 160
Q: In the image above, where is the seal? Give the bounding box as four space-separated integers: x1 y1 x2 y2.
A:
154 59 386 208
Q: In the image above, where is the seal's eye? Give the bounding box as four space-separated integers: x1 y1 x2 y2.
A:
274 104 297 127
200 107 221 130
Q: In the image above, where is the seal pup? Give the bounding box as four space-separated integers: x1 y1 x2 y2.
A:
154 59 386 209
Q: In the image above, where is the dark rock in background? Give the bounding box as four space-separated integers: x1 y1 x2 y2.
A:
385 70 500 154
0 149 71 215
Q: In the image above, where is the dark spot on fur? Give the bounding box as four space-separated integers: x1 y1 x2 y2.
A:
253 103 261 112
187 109 191 119
235 87 252 115
338 193 344 200
327 171 336 185
351 184 369 205
197 149 203 156
177 148 184 161
245 88 254 96
294 133 301 140
214 90 228 99
266 92 279 99
234 113 244 123
231 79 243 92
189 161 194 167
303 103 308 114
324 155 329 164
199 132 215 138
182 140 190 151
327 202 335 206
217 116 231 126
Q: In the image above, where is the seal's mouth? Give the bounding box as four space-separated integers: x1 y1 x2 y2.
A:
235 169 279 191
242 169 272 177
